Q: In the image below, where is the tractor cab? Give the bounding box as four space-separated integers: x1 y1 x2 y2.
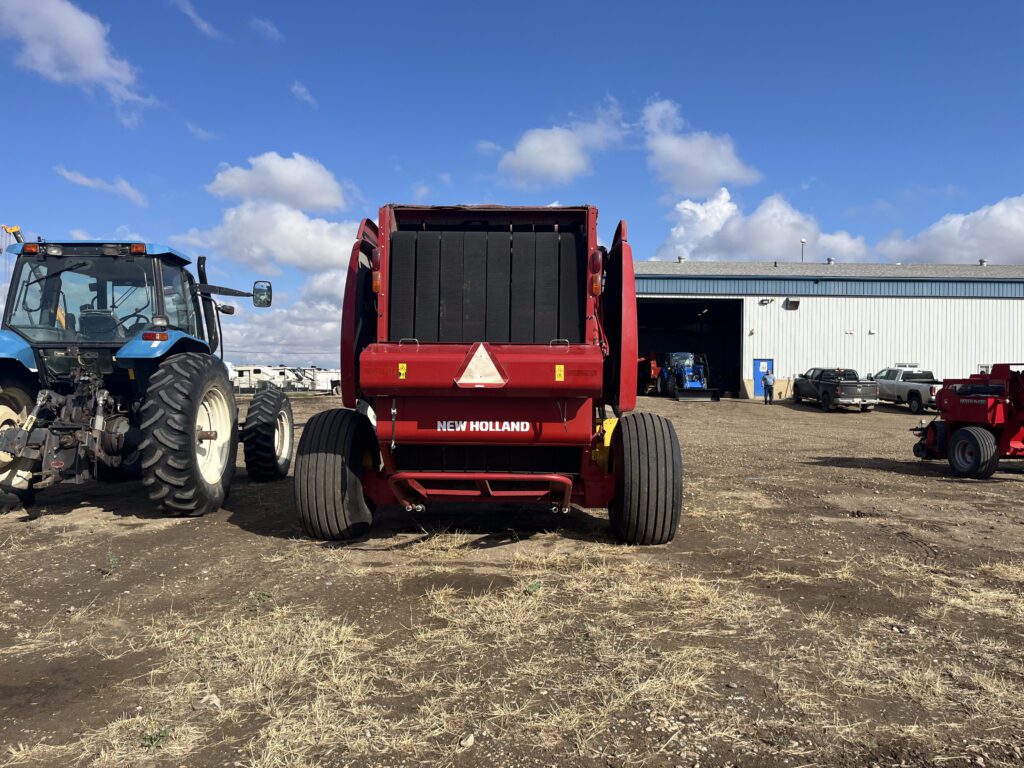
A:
2 241 270 388
5 242 196 344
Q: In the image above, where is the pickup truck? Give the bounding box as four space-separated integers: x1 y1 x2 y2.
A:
870 367 938 414
792 368 880 412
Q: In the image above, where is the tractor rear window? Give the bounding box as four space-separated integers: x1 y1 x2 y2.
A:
6 255 157 343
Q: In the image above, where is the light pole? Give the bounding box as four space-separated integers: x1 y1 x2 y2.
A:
800 238 806 263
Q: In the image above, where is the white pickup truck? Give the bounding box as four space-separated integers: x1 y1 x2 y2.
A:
870 367 939 414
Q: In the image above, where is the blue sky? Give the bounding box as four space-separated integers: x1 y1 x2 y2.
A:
1 1 1022 364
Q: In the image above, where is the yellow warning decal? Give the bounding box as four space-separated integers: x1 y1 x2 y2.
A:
398 363 407 380
555 364 565 382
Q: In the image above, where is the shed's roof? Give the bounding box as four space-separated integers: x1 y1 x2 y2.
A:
633 260 1024 281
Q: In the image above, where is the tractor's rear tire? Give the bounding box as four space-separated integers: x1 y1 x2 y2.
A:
139 353 238 517
241 387 294 481
0 385 35 505
666 377 678 399
609 413 683 545
947 426 999 479
294 408 376 541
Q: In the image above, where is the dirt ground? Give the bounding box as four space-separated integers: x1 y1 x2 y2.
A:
1 394 1022 768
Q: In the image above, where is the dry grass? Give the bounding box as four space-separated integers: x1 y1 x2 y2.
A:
5 546 1024 767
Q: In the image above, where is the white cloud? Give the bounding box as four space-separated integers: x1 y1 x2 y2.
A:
172 0 221 38
171 201 358 274
302 270 346 307
655 187 867 263
54 165 147 207
498 99 625 186
0 0 149 122
206 151 344 211
185 120 217 141
290 80 317 108
249 17 282 41
475 140 502 156
643 100 760 197
221 298 341 368
877 195 1024 264
411 182 431 202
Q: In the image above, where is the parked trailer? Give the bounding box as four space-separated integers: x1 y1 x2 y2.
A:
912 363 1024 478
293 205 684 544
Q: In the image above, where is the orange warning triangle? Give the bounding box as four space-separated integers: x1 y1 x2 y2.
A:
455 343 508 388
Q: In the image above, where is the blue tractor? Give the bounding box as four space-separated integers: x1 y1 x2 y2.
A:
655 351 720 401
0 235 294 513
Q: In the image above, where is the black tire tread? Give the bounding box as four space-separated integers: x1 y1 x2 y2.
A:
138 353 237 517
294 408 374 540
241 387 294 481
610 413 683 545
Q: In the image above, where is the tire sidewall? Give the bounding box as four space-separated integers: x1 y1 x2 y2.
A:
908 394 922 414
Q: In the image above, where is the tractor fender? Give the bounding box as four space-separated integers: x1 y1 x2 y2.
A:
0 330 37 373
116 330 210 361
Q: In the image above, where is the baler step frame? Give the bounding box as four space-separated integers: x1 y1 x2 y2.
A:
388 470 573 510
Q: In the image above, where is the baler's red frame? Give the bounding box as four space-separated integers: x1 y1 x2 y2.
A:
339 205 637 510
917 364 1024 460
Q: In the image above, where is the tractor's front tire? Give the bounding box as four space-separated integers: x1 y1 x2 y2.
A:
139 353 238 517
609 413 683 545
294 408 376 540
242 387 294 481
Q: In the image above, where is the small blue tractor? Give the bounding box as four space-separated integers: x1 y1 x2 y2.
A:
649 351 720 401
0 231 294 514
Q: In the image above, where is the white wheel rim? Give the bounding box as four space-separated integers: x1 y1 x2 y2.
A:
274 408 292 462
196 386 232 485
953 441 975 470
0 405 22 466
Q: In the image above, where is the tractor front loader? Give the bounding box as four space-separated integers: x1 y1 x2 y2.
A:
294 205 684 545
0 238 294 515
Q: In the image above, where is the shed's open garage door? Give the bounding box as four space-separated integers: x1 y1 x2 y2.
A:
637 298 743 397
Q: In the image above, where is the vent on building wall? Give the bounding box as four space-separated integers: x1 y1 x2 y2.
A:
783 298 800 310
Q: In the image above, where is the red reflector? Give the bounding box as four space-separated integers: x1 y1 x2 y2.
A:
372 247 381 270
589 250 602 273
23 243 39 255
142 332 169 341
130 243 146 254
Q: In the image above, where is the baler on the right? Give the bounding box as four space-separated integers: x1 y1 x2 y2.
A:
912 363 1024 478
293 205 683 544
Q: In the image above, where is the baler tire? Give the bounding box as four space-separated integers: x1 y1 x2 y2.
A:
908 394 923 415
609 412 683 545
294 408 376 541
241 387 294 481
138 353 238 517
947 426 998 479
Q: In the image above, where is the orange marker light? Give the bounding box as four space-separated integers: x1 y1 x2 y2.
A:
129 243 146 254
23 243 39 255
372 271 381 293
590 274 602 296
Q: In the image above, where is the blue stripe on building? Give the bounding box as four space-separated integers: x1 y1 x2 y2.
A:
635 276 1024 299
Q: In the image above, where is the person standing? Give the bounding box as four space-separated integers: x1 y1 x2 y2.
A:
761 370 775 404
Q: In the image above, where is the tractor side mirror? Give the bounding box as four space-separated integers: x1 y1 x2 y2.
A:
253 281 272 308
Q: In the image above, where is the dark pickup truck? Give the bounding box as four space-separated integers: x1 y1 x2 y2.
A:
792 368 880 412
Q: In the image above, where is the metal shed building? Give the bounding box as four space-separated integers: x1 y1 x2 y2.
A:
633 261 1024 397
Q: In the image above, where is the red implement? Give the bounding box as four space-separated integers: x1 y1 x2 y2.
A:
295 205 683 544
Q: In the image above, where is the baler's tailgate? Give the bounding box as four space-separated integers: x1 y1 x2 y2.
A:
359 343 604 397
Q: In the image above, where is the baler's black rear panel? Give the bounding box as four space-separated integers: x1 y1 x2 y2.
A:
388 230 585 344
